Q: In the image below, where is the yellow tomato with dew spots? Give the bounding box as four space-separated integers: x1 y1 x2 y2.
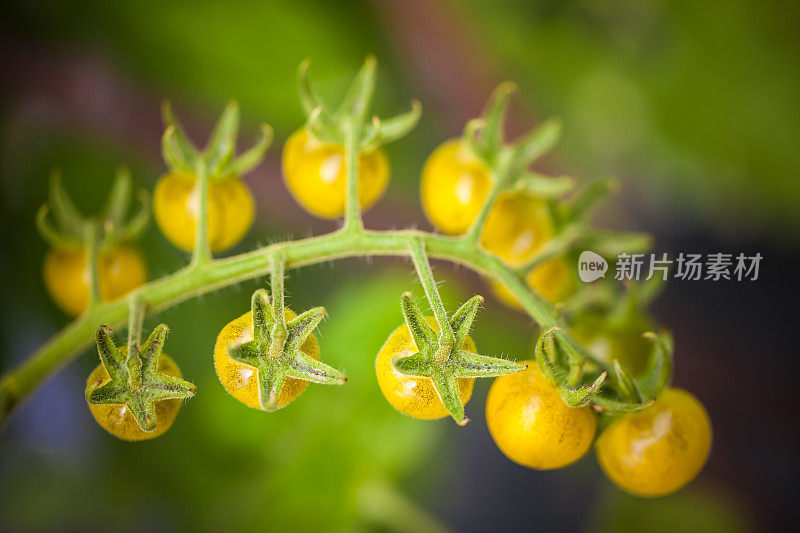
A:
214 308 319 410
375 316 475 420
86 349 182 441
486 361 597 469
282 128 389 219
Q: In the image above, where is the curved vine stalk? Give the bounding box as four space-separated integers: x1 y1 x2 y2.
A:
0 62 614 428
0 226 604 426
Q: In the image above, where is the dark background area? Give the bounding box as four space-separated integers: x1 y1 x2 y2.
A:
1 1 798 531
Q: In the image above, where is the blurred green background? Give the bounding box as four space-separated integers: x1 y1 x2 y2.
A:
2 0 797 531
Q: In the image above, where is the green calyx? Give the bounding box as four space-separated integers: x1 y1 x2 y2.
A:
462 82 573 199
297 56 421 150
161 100 273 181
394 292 526 425
86 324 196 432
36 167 149 251
536 326 672 413
226 288 347 412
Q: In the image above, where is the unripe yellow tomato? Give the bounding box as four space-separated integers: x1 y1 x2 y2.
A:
282 128 390 219
43 245 147 316
153 171 254 253
86 350 183 441
491 256 576 306
596 388 712 497
375 317 475 420
420 139 491 235
486 362 597 469
214 308 319 410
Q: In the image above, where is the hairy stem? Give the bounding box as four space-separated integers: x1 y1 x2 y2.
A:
270 254 285 319
408 237 455 347
127 296 145 354
462 155 511 245
342 118 364 233
0 227 603 427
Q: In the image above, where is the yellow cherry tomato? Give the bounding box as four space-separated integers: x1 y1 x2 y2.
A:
86 350 182 441
214 308 319 410
375 316 475 420
486 361 597 469
596 388 712 497
153 171 254 253
281 128 390 219
480 193 554 263
43 245 146 316
491 256 577 306
421 139 491 235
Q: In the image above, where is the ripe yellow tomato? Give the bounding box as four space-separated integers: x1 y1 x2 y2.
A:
421 139 491 235
491 256 576 306
596 388 712 497
375 317 475 420
486 361 597 469
153 171 254 253
43 245 146 316
214 308 319 410
86 350 183 441
281 128 389 219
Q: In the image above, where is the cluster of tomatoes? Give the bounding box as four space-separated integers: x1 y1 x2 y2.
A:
38 69 711 499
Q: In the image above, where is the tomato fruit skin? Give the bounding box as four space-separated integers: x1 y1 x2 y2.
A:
86 350 182 441
421 139 492 235
214 308 319 410
43 245 147 316
486 361 597 469
375 317 475 420
153 171 254 253
281 128 390 219
596 388 712 497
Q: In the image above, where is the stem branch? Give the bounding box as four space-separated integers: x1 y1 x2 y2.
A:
127 296 145 354
84 221 101 308
0 228 604 427
342 118 364 234
408 238 454 346
191 159 212 265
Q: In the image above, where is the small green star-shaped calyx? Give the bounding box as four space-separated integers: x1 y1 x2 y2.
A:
86 324 196 432
227 289 347 412
393 292 526 425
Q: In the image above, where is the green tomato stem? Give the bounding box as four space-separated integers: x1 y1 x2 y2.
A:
0 226 605 428
342 117 364 234
190 159 212 266
407 237 455 350
84 220 102 308
270 254 286 321
127 296 146 355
